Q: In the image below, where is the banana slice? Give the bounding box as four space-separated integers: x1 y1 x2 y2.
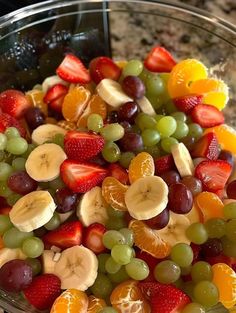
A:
125 176 168 220
96 78 132 108
185 203 201 224
42 75 68 93
136 96 156 116
41 250 59 274
9 190 56 232
0 248 27 268
54 245 98 290
25 143 67 182
77 186 109 226
32 124 67 145
171 143 194 177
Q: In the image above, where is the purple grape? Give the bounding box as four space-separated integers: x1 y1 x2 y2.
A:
202 238 223 257
226 180 236 199
181 136 196 151
118 102 139 123
55 187 78 213
145 208 170 229
218 150 234 168
120 121 132 132
168 183 193 214
121 76 145 99
118 132 143 152
160 170 180 186
7 171 38 195
181 176 202 196
25 107 45 130
106 111 119 123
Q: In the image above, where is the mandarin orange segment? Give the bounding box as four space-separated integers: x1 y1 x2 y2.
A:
102 177 128 211
26 90 48 116
57 120 77 131
62 86 91 122
168 59 208 98
128 152 155 184
50 289 88 313
212 263 236 309
110 280 150 313
195 192 224 222
87 295 106 313
115 60 128 69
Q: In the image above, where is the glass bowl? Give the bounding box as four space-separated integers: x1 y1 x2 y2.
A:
0 1 236 312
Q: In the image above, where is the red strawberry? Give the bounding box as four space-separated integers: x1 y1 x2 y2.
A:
83 223 106 254
154 154 175 175
191 132 219 160
0 113 26 137
64 131 105 161
60 159 108 193
23 274 61 310
43 221 83 249
191 104 224 128
89 56 121 84
108 163 129 185
144 46 176 73
56 54 91 84
173 94 203 113
44 84 68 113
0 90 31 119
195 159 232 191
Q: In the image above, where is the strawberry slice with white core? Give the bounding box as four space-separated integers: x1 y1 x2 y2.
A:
144 46 177 73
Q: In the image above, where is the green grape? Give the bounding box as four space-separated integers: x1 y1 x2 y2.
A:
165 100 177 114
131 124 141 134
182 302 206 313
5 127 20 139
161 137 178 153
119 228 134 246
123 60 143 77
49 177 65 191
224 202 236 219
107 206 125 219
0 215 13 235
21 143 36 159
12 157 26 171
6 193 21 206
143 145 160 158
87 113 104 132
0 181 13 197
141 129 160 146
106 217 127 230
146 93 163 110
99 306 118 313
188 123 203 139
111 244 133 265
26 258 42 276
119 152 135 169
6 137 28 155
193 281 219 308
173 278 184 289
0 134 7 150
186 222 208 244
38 181 50 190
0 150 6 161
102 142 121 163
90 273 113 298
52 133 64 148
125 258 149 280
182 281 195 300
47 188 56 197
171 112 187 122
156 116 177 137
22 237 44 258
205 218 226 238
170 243 193 267
105 257 121 274
100 124 124 141
0 162 13 181
3 227 33 248
154 114 164 122
139 68 152 83
225 219 236 243
135 113 157 130
102 230 125 250
191 261 213 283
98 253 110 273
44 212 61 230
222 236 236 257
172 121 189 139
108 266 130 283
154 260 181 284
146 75 165 95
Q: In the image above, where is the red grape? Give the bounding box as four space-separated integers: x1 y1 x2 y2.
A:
119 132 143 152
160 170 180 186
181 176 202 196
55 187 78 213
218 150 234 168
202 238 223 257
7 171 38 195
25 107 45 130
145 208 170 229
121 76 145 99
120 121 132 132
168 183 193 214
226 180 236 199
118 102 139 123
106 111 119 123
181 136 196 151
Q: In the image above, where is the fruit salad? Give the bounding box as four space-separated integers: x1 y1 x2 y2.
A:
0 45 235 313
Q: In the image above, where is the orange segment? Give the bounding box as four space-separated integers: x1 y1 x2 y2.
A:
168 59 208 98
50 289 88 313
0 237 4 249
102 177 128 211
110 280 150 313
26 90 48 116
87 296 106 312
57 120 77 131
62 86 91 122
212 263 236 309
115 60 128 69
195 192 224 222
128 152 155 184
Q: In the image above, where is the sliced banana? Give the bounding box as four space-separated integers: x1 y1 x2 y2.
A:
42 250 57 274
42 75 68 93
58 211 74 224
136 96 156 116
0 248 27 268
77 186 109 226
171 142 194 177
125 176 168 220
25 143 67 182
9 190 56 232
96 78 132 108
185 203 201 224
32 124 67 145
54 245 98 290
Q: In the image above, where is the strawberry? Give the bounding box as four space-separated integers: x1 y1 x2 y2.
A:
43 84 68 113
0 90 31 119
144 46 176 73
191 132 219 160
195 159 232 191
173 94 203 113
108 163 129 185
191 104 224 128
0 113 26 137
64 131 105 161
23 274 61 310
60 159 108 193
43 221 83 249
83 223 106 254
89 56 121 84
154 154 175 175
56 54 91 84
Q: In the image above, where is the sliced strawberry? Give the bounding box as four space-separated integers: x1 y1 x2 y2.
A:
154 154 175 175
89 56 121 84
0 113 26 137
173 94 203 113
42 220 83 249
23 274 61 310
195 159 232 191
43 84 68 113
56 54 91 84
144 46 176 73
49 96 65 113
83 223 106 254
191 104 224 128
0 90 31 119
108 163 129 185
191 132 219 160
60 160 108 193
64 131 105 161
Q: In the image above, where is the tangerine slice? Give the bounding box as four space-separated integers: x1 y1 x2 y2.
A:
62 86 91 122
87 295 106 312
168 59 208 98
115 60 128 69
128 152 155 184
57 120 77 131
195 192 224 222
212 263 236 309
26 90 48 116
102 177 128 211
110 279 150 313
50 289 88 313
